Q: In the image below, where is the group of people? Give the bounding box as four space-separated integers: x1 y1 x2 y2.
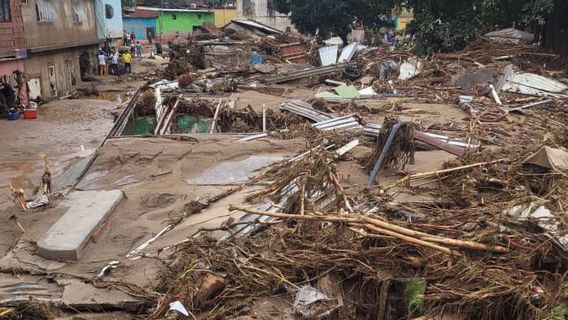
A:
123 31 136 46
97 49 133 76
97 36 144 76
0 80 16 118
0 70 29 118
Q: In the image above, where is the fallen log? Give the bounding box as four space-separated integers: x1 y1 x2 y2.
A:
230 205 509 255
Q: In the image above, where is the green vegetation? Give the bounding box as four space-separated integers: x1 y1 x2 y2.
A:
274 0 561 53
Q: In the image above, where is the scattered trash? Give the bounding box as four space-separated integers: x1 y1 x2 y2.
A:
485 28 534 45
97 260 120 279
315 84 360 100
398 58 422 80
26 194 49 209
319 46 338 66
522 146 568 172
337 42 358 63
502 72 568 97
168 300 189 317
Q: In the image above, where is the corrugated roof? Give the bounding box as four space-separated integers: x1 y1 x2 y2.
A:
124 9 159 18
136 6 213 13
227 19 282 35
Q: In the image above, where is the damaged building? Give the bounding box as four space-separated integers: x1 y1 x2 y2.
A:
0 0 25 84
22 0 110 99
1 0 122 100
236 0 294 32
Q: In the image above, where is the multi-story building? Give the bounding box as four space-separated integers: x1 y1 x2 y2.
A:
95 0 123 43
236 0 294 32
0 0 26 84
123 7 214 44
22 0 102 99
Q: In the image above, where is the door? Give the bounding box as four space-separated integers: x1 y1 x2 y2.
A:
146 27 155 41
47 65 57 97
64 59 75 90
28 78 42 100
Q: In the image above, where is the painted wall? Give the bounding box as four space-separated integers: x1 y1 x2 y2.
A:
236 0 294 32
213 8 236 28
157 11 214 39
123 17 156 40
95 0 123 39
25 45 97 98
0 60 25 84
21 0 98 50
0 0 25 59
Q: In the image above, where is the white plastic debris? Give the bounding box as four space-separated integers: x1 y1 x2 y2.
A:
169 300 189 316
294 285 329 307
26 194 49 209
399 58 422 80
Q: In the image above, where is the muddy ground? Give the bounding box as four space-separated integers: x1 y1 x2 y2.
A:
0 50 480 319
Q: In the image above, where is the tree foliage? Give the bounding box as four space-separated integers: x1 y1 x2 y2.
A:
274 0 396 42
121 0 136 8
275 0 558 53
404 0 556 53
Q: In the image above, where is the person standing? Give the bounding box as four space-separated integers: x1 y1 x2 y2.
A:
110 51 119 75
0 81 17 118
135 41 143 58
122 51 132 74
13 70 29 107
97 51 107 76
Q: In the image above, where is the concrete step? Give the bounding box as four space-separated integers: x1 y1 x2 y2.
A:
37 190 124 261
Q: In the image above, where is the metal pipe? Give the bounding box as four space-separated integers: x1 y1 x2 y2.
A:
367 122 410 187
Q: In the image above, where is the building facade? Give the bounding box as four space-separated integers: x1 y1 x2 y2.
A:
213 7 236 28
95 0 123 40
123 7 214 43
0 0 26 84
22 0 100 99
236 0 293 32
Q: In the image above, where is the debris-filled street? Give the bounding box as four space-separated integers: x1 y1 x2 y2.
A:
1 0 568 319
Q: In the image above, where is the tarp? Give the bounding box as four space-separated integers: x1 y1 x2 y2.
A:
522 146 568 172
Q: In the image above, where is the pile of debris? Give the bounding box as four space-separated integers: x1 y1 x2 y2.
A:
145 135 568 319
130 28 568 320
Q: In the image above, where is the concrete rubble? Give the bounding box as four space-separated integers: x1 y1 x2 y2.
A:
2 18 568 320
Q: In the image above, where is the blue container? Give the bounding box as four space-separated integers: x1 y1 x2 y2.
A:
250 52 264 65
8 112 20 121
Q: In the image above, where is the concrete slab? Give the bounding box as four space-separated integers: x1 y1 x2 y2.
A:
187 155 284 185
37 190 124 261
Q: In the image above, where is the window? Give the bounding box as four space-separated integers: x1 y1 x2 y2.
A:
36 1 55 22
172 14 177 20
0 0 11 22
105 4 114 19
72 5 86 23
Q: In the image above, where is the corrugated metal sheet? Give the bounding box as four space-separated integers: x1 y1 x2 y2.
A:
485 28 534 44
502 72 568 96
337 43 358 63
280 100 335 122
319 46 338 66
364 123 478 149
312 115 362 132
229 19 282 34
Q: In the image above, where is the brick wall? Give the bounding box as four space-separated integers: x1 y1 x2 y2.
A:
0 0 25 58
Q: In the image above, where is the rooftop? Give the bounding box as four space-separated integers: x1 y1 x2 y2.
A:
136 6 213 13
